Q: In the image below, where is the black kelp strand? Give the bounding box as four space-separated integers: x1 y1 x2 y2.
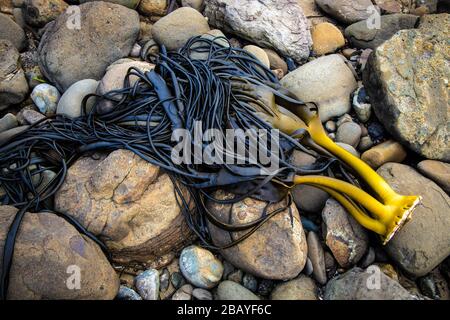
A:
0 36 357 299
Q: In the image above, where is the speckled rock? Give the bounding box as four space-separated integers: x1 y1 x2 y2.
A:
324 267 419 300
30 83 60 115
281 54 357 122
179 245 223 289
22 0 68 27
204 0 312 63
55 149 194 265
207 190 307 280
363 14 450 161
270 275 318 300
322 198 369 268
0 205 119 299
135 269 160 300
38 2 140 91
377 163 450 277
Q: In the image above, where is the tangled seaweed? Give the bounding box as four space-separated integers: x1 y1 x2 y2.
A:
0 36 420 299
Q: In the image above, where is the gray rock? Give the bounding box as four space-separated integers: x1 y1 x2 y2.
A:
336 121 362 147
21 109 45 125
204 0 312 63
303 258 313 276
0 13 26 51
152 7 210 51
172 284 193 300
363 14 450 161
307 231 327 285
315 0 373 24
0 40 29 110
192 288 213 300
135 269 160 300
336 142 360 158
159 268 170 292
22 0 68 27
57 79 98 118
38 2 140 91
181 0 204 11
358 136 374 152
0 113 18 133
216 281 260 300
30 83 60 115
377 163 450 277
325 120 336 132
324 251 337 278
281 55 357 122
257 279 275 296
345 14 419 49
322 198 369 268
270 275 318 300
242 273 258 292
116 285 142 300
170 272 186 289
0 126 29 145
360 247 376 268
80 0 140 9
324 267 419 300
417 160 450 193
179 245 223 289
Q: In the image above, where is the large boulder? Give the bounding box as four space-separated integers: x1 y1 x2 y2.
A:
0 39 29 110
364 14 450 161
206 190 307 280
0 13 26 51
0 205 119 299
324 267 419 300
38 2 140 91
280 54 357 122
377 163 450 277
204 0 312 63
55 149 194 265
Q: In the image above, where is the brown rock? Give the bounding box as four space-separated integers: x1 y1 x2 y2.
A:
322 198 369 268
22 0 68 27
55 149 194 265
270 275 318 300
206 190 307 280
263 48 288 75
417 160 450 193
361 140 407 169
138 0 167 16
307 231 327 285
312 22 345 56
0 205 119 299
243 45 270 68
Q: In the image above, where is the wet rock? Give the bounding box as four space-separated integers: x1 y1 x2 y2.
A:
179 245 223 289
270 275 318 300
192 288 213 300
57 79 98 118
0 39 29 110
207 190 307 280
55 149 194 265
0 13 26 51
116 285 142 300
96 59 154 114
322 198 369 268
204 0 312 63
336 121 362 147
281 54 357 122
172 284 193 300
38 2 139 91
135 269 160 300
417 160 450 193
22 0 68 27
363 14 450 161
307 231 327 285
324 267 419 300
312 22 345 56
152 7 210 51
243 45 270 68
30 83 60 115
315 0 373 24
0 205 119 299
216 281 260 300
377 163 450 277
345 14 419 49
0 113 18 133
361 140 407 169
